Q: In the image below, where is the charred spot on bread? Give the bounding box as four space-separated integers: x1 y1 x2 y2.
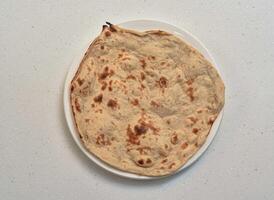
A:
107 99 118 109
93 94 103 103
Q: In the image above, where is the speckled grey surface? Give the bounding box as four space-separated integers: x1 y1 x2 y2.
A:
0 0 273 199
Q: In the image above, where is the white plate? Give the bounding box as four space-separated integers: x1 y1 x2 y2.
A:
64 19 224 180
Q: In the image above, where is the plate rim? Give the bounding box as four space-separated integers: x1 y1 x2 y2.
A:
63 19 224 180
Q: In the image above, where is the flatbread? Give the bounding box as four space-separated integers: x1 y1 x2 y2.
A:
70 23 225 176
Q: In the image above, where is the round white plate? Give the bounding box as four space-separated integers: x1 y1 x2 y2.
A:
64 19 224 180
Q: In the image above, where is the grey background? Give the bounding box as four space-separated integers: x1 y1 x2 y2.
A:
0 0 273 199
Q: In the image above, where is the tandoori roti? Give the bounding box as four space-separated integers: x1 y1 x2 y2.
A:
70 23 225 176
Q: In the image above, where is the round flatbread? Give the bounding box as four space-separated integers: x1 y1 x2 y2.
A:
70 23 225 176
